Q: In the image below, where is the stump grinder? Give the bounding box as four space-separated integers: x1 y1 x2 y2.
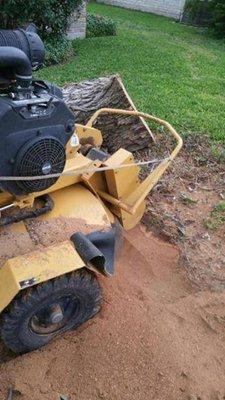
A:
0 27 182 353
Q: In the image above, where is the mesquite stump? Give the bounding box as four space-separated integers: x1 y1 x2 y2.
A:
63 75 154 153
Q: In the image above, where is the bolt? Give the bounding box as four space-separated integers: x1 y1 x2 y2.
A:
49 304 64 324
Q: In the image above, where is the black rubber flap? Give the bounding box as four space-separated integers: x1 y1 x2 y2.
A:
71 229 116 276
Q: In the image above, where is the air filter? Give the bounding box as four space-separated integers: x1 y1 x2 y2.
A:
14 137 66 193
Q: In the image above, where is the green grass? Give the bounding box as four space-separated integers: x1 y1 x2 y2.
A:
38 2 225 142
204 201 225 231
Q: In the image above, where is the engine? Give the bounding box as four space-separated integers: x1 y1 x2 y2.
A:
0 26 75 196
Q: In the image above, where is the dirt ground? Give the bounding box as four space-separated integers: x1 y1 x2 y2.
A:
0 135 224 400
140 134 225 290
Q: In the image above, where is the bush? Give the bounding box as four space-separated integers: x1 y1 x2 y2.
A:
0 0 82 39
209 0 225 38
86 14 117 38
184 0 211 26
184 0 225 38
44 36 75 66
0 0 83 65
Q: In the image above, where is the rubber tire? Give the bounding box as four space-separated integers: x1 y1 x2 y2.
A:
1 269 102 354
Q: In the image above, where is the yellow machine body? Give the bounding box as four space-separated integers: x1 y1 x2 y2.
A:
0 184 113 312
0 109 183 313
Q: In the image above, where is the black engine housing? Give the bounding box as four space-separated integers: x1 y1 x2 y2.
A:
0 80 75 195
0 28 75 196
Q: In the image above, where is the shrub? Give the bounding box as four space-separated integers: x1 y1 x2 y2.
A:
184 0 225 38
86 14 117 38
184 0 211 26
209 0 225 38
0 0 82 39
44 36 75 66
0 0 83 65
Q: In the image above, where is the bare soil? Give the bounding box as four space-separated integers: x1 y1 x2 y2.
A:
0 135 225 400
139 134 225 290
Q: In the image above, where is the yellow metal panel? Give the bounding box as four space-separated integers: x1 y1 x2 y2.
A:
36 154 90 196
0 185 113 274
76 124 103 148
104 149 140 199
0 262 20 312
0 242 85 312
0 153 92 209
86 171 108 194
39 184 111 227
0 184 113 312
105 197 146 230
0 192 13 208
10 221 27 234
119 202 146 230
81 174 115 226
101 148 144 229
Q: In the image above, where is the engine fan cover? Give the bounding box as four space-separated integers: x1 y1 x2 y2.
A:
14 137 66 193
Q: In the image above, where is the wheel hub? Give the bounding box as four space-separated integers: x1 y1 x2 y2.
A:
29 296 80 335
48 304 64 324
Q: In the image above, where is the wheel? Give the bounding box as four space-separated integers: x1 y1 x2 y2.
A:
1 269 102 353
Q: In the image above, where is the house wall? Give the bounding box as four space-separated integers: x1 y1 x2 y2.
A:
97 0 186 19
67 1 87 40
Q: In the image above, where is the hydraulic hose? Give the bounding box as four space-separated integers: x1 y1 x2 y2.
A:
0 195 54 227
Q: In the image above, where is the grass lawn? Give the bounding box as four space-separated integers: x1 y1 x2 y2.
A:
38 2 225 142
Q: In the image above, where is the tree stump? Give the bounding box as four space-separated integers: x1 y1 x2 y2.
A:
63 75 154 153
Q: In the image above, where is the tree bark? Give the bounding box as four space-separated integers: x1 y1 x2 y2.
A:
63 75 154 153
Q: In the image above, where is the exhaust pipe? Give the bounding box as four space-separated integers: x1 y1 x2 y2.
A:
0 27 45 87
0 47 32 86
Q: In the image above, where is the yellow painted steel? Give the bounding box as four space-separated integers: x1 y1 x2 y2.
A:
38 183 113 227
75 124 103 148
0 184 113 312
86 108 183 226
0 191 13 208
0 242 85 312
104 149 140 199
0 154 92 209
101 148 143 229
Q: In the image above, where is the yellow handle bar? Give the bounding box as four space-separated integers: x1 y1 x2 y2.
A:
86 108 183 215
86 108 183 160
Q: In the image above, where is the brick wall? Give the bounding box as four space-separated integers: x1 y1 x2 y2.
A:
67 1 87 40
97 0 186 19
